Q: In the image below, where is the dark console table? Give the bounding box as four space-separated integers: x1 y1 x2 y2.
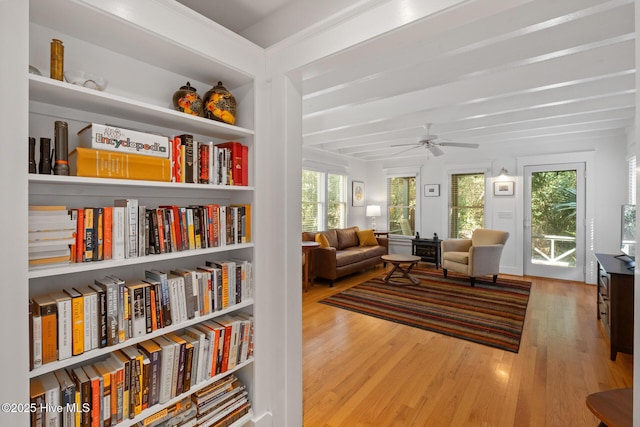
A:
411 238 441 269
594 253 634 361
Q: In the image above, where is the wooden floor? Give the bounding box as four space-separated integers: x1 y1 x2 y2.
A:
302 265 633 427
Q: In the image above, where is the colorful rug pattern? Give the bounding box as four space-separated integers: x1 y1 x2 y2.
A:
319 269 531 352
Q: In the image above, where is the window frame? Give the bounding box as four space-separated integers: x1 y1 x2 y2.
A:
447 170 486 239
386 173 418 237
301 168 348 232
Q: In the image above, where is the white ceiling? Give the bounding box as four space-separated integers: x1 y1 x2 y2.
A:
180 0 636 162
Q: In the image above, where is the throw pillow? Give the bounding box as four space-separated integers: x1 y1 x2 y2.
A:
315 233 330 248
357 229 378 246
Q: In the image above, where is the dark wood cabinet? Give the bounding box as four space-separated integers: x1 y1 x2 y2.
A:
595 253 634 361
411 238 441 269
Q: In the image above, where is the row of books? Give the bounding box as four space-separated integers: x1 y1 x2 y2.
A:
28 206 78 268
36 201 251 267
30 261 253 369
171 136 249 186
135 375 250 427
30 312 254 427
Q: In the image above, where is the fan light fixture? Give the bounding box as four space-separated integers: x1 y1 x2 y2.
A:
366 205 381 230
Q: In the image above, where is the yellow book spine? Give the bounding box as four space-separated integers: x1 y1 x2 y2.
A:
71 297 84 355
70 147 171 182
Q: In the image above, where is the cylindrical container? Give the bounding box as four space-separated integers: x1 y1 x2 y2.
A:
28 137 36 174
54 121 69 176
50 39 64 81
39 138 52 175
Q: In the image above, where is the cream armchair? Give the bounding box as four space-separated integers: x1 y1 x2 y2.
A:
441 229 509 286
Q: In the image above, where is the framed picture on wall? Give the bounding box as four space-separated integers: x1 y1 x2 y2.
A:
494 181 515 196
424 184 440 197
352 180 365 206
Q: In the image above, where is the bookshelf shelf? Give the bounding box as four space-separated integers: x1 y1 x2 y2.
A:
28 243 254 279
28 299 254 379
29 75 255 141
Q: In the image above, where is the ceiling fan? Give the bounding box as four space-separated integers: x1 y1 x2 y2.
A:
391 123 479 156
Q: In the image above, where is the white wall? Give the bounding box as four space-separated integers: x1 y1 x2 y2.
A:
365 134 630 282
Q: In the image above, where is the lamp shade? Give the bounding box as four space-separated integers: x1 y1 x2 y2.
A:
366 205 381 217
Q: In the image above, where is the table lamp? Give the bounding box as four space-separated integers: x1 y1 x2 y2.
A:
365 205 381 230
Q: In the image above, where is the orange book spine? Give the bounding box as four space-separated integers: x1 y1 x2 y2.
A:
69 147 171 182
150 288 158 331
103 206 113 260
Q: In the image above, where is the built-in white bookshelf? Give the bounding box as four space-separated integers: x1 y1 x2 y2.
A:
2 0 269 425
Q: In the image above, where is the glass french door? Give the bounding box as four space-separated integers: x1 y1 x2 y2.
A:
524 163 585 281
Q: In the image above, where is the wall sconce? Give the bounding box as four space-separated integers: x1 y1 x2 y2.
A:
499 167 509 177
365 205 381 230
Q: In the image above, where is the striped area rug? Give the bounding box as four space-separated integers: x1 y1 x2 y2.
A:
319 269 531 352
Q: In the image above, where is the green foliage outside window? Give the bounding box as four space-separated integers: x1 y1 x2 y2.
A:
301 170 347 232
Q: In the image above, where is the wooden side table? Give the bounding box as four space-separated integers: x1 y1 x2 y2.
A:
302 241 320 292
586 388 632 427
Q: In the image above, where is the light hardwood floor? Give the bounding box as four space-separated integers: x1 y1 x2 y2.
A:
302 265 633 427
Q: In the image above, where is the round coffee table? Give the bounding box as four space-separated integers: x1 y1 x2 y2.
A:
381 254 421 285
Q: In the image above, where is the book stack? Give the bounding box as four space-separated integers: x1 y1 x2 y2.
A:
70 123 172 182
29 261 253 368
171 135 249 186
28 205 77 268
190 374 251 427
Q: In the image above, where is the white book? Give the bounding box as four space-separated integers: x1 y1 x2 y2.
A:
76 286 98 351
169 274 188 324
219 206 226 247
125 281 148 338
31 306 42 369
49 291 72 360
40 372 61 427
193 324 215 379
114 199 138 258
137 204 146 257
112 206 126 260
207 141 215 184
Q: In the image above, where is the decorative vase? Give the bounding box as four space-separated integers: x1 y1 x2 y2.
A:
172 81 203 116
203 81 236 125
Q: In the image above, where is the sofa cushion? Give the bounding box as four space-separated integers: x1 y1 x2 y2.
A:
317 229 339 248
336 226 359 249
315 233 330 248
335 245 386 267
357 229 378 246
302 231 317 242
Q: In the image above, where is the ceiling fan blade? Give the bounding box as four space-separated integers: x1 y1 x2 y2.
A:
428 145 445 157
437 142 479 148
394 145 421 156
390 143 420 147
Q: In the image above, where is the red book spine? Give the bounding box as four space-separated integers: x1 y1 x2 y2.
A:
76 208 85 263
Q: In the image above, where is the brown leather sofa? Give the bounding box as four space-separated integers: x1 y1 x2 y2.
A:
302 226 388 286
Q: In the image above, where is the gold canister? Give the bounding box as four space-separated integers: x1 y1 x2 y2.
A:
50 39 64 81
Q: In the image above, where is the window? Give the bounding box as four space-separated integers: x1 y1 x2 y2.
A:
301 170 347 232
449 172 485 238
327 174 347 229
387 176 416 236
